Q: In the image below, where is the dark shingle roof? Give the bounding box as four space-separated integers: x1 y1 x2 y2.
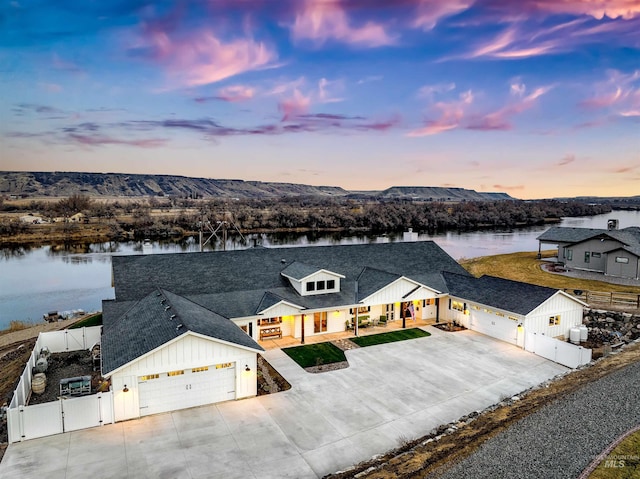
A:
102 288 262 376
356 267 401 301
111 241 469 303
443 271 559 315
281 261 340 280
537 226 640 247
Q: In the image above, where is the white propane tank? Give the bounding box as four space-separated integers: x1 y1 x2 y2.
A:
570 327 581 344
35 357 48 373
578 324 589 342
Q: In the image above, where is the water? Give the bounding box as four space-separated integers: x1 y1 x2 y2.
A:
1 210 638 329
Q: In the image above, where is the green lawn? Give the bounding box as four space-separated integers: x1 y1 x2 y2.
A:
282 342 347 368
68 313 102 329
590 430 640 479
350 328 431 347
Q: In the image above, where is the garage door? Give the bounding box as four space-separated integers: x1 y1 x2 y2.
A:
469 311 517 345
138 363 236 417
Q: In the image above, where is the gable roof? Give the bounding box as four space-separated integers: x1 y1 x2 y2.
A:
111 242 470 312
356 267 401 301
101 288 263 376
604 245 640 258
280 261 344 281
538 226 640 247
443 272 561 316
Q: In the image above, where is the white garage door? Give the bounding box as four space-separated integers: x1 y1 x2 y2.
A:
138 363 236 417
469 311 517 345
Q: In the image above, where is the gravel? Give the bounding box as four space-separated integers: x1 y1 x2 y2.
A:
426 359 640 479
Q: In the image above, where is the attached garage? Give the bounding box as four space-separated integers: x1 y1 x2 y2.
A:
138 363 236 417
469 310 518 345
101 288 264 423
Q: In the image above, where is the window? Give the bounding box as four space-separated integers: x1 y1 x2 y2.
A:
508 316 519 321
327 279 336 290
140 374 159 381
168 370 184 377
566 249 573 261
258 317 281 326
306 282 315 292
549 315 561 326
592 252 601 258
423 299 434 306
192 367 209 373
584 251 590 263
451 300 464 312
317 280 325 290
314 311 327 333
616 257 629 264
472 305 481 310
216 362 233 369
495 312 504 317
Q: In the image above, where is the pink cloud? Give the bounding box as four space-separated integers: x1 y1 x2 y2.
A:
279 89 312 120
580 70 640 116
216 85 255 102
290 0 396 47
407 90 473 136
137 26 277 87
493 184 525 191
521 0 640 20
412 0 473 30
467 86 551 130
409 84 550 136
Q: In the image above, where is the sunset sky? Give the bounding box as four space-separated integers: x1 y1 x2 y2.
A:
1 0 639 199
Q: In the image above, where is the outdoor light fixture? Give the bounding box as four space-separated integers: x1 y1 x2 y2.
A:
245 365 250 372
123 384 129 393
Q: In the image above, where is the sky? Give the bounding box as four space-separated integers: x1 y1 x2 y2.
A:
1 1 639 199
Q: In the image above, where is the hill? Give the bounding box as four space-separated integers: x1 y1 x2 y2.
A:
0 171 513 201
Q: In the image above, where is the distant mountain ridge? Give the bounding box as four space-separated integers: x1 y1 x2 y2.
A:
0 171 513 201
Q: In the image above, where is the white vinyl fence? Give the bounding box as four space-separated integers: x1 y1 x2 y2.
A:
525 332 592 369
7 326 114 444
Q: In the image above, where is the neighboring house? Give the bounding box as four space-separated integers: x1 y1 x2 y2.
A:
537 224 640 280
104 242 586 420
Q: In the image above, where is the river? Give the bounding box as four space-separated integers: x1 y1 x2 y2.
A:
1 210 639 329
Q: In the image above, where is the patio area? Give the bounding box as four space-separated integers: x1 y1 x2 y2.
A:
258 318 437 349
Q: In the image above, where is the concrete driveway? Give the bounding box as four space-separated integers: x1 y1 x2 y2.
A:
0 327 567 479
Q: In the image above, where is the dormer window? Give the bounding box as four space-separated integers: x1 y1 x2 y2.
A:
281 262 344 296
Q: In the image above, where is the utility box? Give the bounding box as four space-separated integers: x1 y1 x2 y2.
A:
60 376 91 397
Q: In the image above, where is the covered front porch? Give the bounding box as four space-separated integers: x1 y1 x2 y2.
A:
258 316 438 350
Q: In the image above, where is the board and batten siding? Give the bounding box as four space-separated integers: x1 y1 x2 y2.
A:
110 332 258 422
525 292 584 339
362 278 433 305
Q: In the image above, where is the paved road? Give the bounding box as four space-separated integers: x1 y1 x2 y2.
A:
426 355 640 479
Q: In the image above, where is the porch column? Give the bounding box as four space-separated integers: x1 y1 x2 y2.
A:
301 314 305 344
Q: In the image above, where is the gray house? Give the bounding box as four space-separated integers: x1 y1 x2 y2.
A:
537 224 640 280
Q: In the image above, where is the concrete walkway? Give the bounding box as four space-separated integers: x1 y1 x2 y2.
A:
0 327 568 479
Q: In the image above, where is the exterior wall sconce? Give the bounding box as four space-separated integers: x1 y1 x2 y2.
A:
245 365 251 372
123 385 129 393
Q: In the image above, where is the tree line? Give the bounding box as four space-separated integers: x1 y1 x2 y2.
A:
0 194 613 240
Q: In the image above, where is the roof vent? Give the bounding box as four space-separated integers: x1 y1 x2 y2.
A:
176 324 183 331
281 258 286 263
170 314 176 320
164 305 171 311
160 299 166 304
